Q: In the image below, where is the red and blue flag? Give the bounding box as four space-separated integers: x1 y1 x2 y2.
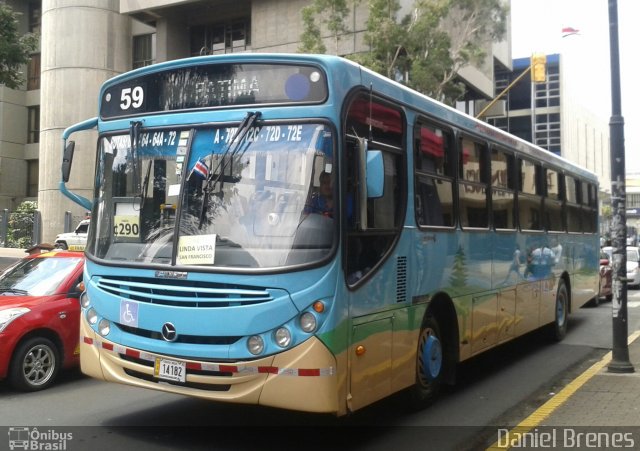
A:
190 158 209 180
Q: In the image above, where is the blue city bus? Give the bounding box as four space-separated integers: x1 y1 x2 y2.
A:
60 54 599 416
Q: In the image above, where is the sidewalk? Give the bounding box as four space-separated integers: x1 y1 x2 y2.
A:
487 330 640 449
0 247 25 270
539 330 640 427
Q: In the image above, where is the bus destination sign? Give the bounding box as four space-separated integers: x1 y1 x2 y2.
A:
100 63 328 119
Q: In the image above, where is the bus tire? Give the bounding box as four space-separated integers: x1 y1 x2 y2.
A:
407 315 445 410
9 337 60 392
550 281 569 341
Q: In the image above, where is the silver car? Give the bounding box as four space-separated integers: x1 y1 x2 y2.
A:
627 246 640 288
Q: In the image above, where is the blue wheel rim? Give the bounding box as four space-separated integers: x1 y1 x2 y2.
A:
421 334 442 381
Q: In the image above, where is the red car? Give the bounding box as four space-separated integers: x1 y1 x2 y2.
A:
0 250 84 391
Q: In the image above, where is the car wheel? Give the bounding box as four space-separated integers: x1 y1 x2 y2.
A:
407 316 445 410
550 281 569 341
55 241 68 250
9 337 60 392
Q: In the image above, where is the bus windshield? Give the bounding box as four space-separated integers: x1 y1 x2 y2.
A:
89 122 336 269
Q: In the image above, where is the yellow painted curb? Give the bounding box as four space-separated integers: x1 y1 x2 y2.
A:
486 330 640 450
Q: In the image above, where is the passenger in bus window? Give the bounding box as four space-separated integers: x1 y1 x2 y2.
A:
305 171 353 220
305 171 334 217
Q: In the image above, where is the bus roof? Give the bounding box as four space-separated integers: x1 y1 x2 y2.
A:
99 53 597 183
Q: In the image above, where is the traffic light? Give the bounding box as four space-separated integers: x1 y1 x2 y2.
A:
531 53 547 83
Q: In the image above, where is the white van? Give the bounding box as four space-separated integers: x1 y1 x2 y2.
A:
54 219 90 251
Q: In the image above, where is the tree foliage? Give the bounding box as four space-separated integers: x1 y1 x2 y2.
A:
0 3 38 89
298 0 353 54
7 201 37 248
299 0 508 105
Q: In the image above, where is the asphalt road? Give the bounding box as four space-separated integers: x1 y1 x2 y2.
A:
2 294 637 451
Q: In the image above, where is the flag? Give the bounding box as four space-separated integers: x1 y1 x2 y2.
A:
562 26 580 38
190 157 209 180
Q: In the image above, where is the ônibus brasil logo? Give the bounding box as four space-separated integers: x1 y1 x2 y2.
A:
8 427 72 450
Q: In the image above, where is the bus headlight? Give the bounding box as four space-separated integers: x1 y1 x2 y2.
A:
247 335 264 355
274 328 292 348
300 312 317 333
98 319 110 336
80 291 91 308
86 308 98 325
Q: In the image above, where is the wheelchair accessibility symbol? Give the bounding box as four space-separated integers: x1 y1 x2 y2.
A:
120 300 139 327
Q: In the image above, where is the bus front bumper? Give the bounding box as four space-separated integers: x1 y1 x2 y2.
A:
80 316 340 414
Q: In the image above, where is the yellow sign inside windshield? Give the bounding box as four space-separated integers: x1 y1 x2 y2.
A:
114 215 140 238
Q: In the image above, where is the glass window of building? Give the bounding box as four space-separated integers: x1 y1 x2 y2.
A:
27 106 39 144
133 34 156 69
190 19 251 55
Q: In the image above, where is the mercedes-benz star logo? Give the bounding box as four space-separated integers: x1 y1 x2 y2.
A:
161 323 178 342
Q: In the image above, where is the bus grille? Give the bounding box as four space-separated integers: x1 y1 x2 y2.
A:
116 323 242 345
397 256 407 303
123 368 231 391
95 275 273 307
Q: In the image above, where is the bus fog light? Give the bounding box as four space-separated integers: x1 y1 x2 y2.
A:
247 335 264 355
300 312 317 332
80 292 91 308
86 308 98 325
98 319 110 336
274 328 291 348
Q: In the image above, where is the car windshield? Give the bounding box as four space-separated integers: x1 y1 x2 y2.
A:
628 249 639 263
88 122 337 269
0 256 82 296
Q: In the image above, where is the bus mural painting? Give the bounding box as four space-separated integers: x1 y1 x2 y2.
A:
60 54 599 417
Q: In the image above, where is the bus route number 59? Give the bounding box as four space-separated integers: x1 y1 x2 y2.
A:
120 86 144 110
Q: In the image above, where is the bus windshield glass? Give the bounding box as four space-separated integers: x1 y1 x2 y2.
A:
88 122 336 269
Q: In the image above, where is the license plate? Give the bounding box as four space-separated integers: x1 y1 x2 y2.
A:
154 357 186 383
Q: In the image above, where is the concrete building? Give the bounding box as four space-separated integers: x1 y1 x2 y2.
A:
626 173 640 229
486 54 611 229
2 0 512 242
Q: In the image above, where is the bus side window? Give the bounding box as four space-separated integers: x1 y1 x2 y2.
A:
344 95 405 285
415 123 454 227
491 148 515 230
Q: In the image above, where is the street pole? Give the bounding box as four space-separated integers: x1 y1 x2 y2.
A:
607 0 634 373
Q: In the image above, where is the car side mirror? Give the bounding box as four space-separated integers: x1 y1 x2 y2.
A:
69 281 84 299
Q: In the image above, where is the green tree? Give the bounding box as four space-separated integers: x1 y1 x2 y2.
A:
299 5 327 54
0 3 39 89
298 0 353 54
350 0 406 79
449 245 468 288
408 0 508 103
301 0 508 106
7 201 37 248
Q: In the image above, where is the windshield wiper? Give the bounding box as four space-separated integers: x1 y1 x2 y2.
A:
139 159 153 212
0 288 29 295
129 120 143 197
198 111 261 228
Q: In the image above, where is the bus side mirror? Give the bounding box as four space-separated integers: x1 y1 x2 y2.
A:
357 139 385 230
62 141 75 183
366 150 384 198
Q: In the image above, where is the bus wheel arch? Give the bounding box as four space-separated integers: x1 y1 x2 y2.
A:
550 276 571 341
